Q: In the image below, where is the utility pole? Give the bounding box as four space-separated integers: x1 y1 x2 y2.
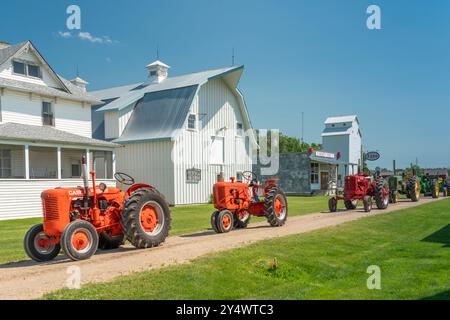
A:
232 48 235 66
301 112 304 143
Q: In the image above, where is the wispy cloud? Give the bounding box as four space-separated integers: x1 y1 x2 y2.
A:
56 31 118 44
106 57 112 63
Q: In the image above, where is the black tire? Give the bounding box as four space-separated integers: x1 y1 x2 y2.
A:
431 180 439 199
210 211 220 233
265 187 288 227
344 200 357 210
24 224 60 262
216 210 234 233
446 187 450 197
61 220 99 261
375 178 389 209
122 188 171 248
234 211 251 229
98 232 124 250
407 176 420 202
363 195 372 213
390 191 398 204
443 188 448 197
328 197 337 212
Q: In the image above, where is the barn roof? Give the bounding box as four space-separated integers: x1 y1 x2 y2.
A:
324 115 359 125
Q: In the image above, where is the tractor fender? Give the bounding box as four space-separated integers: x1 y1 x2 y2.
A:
125 183 156 197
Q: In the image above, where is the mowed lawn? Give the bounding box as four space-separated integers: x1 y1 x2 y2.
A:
45 199 450 300
0 196 334 264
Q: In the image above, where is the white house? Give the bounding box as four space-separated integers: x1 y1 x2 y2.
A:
91 61 255 205
0 40 118 220
321 115 362 185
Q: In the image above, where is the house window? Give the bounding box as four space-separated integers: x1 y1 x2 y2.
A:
236 122 243 136
187 114 196 130
27 64 41 78
42 102 54 126
236 171 243 182
0 149 12 178
29 146 57 179
311 162 319 184
71 163 81 177
13 61 26 75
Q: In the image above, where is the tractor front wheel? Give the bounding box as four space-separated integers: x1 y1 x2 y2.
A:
363 195 372 213
122 188 171 248
98 232 124 250
407 176 420 202
265 187 288 227
328 197 338 212
61 220 99 261
234 210 251 229
210 211 220 233
24 224 61 262
390 191 399 204
375 178 389 210
344 200 357 210
431 180 440 199
216 210 234 233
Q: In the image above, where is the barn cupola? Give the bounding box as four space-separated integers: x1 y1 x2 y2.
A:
70 76 89 92
146 60 170 83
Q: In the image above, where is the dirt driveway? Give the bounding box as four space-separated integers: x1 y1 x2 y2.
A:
0 197 444 299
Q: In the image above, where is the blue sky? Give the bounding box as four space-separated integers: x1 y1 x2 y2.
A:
1 0 449 169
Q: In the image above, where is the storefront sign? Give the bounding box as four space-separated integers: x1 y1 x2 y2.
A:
186 168 201 183
315 151 335 159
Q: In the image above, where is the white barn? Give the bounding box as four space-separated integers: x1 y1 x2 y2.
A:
0 41 118 220
321 115 362 185
92 61 255 205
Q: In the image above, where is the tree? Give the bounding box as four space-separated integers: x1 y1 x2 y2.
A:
255 130 321 154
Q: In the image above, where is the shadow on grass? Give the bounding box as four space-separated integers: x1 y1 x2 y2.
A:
421 289 450 300
422 224 450 247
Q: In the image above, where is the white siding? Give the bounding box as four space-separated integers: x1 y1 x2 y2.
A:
114 141 175 204
104 111 119 139
118 106 133 136
0 179 116 220
0 90 92 137
172 78 252 205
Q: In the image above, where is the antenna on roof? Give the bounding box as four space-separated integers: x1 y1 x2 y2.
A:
156 45 160 60
232 48 235 66
76 64 79 77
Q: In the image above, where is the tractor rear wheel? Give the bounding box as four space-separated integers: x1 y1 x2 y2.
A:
24 224 61 262
216 210 234 233
98 232 124 250
363 195 372 213
122 188 171 249
265 187 288 227
407 176 420 202
234 210 251 229
431 180 439 199
328 197 337 212
61 220 99 261
344 200 357 210
210 211 220 233
375 178 389 210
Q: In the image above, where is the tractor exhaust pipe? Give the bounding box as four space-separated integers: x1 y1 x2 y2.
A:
82 156 90 208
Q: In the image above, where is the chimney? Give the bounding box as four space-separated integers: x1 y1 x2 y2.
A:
70 76 89 92
0 42 11 49
146 60 170 83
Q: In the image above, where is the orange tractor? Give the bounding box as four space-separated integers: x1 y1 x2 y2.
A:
211 171 288 233
24 156 171 261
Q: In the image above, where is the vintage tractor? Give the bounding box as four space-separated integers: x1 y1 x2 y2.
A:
387 175 421 203
24 156 171 262
440 178 450 197
210 171 287 233
419 174 440 199
328 173 389 213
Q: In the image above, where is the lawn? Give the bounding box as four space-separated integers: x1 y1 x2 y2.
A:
0 196 333 264
45 199 450 300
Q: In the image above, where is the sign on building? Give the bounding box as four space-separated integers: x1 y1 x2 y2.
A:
365 151 380 161
186 168 201 183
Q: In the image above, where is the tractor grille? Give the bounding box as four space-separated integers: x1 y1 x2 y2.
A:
43 197 59 221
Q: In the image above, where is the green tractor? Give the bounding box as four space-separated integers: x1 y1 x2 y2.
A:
387 174 421 203
441 178 450 197
419 174 440 199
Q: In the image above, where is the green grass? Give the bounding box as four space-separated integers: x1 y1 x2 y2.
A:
0 196 333 264
44 199 450 300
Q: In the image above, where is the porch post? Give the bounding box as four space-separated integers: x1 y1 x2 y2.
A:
112 150 116 175
57 146 61 179
86 149 91 178
24 144 30 179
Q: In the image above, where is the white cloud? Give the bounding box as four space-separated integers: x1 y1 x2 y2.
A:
78 32 118 44
57 31 72 38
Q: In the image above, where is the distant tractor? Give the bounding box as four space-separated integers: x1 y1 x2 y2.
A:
388 175 421 203
24 156 171 262
329 173 389 213
211 171 287 233
440 178 450 197
419 174 440 199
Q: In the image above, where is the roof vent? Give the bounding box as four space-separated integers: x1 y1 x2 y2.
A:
70 76 89 92
146 60 170 83
0 42 11 49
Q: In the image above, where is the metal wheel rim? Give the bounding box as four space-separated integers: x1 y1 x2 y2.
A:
70 228 93 254
34 231 56 255
140 201 165 236
274 195 287 220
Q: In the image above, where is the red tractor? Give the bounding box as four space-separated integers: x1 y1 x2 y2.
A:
328 173 389 213
24 156 171 262
211 171 288 233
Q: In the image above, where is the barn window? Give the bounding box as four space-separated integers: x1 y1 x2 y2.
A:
13 61 26 75
236 122 243 136
187 114 197 130
42 102 54 126
310 162 319 184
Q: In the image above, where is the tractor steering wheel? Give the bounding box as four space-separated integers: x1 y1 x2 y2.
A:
114 172 135 186
242 171 257 183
